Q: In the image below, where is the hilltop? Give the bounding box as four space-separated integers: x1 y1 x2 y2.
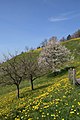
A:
0 38 80 120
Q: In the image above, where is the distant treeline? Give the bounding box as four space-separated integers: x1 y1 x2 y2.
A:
36 29 80 49
60 29 80 42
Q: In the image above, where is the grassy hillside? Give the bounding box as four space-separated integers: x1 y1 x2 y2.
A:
62 38 80 60
0 38 80 120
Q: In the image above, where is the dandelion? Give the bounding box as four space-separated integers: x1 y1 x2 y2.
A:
47 113 49 115
78 102 80 105
72 105 74 108
74 109 76 112
59 111 61 113
42 115 46 117
54 117 56 119
51 114 55 117
56 114 58 117
15 118 20 120
65 103 68 106
25 114 27 117
5 116 7 119
28 118 33 120
37 117 39 119
44 105 49 108
63 95 66 98
21 116 24 119
77 113 79 115
70 111 74 114
74 99 76 101
22 109 26 113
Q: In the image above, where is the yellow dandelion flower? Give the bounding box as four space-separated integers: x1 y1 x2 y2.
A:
54 117 56 120
77 113 79 115
28 118 33 120
59 111 61 113
78 102 80 105
65 103 68 106
44 105 49 108
70 111 74 114
72 105 74 108
42 115 46 117
37 117 39 119
74 99 76 101
15 118 20 120
51 114 55 117
47 113 49 115
63 96 66 98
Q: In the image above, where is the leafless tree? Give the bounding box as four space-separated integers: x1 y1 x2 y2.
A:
0 49 45 97
20 50 43 90
0 52 25 98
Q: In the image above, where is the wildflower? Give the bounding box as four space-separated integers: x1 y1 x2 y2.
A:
54 117 56 119
28 118 33 120
74 109 76 112
59 111 61 113
37 117 39 119
72 105 74 108
78 102 80 105
44 105 49 108
51 114 55 117
70 111 74 114
21 116 24 119
65 103 68 106
42 115 46 117
5 116 7 119
47 113 49 115
15 118 20 120
74 99 76 101
77 113 79 115
63 96 66 98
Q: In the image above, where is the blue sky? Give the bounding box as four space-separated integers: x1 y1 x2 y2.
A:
0 0 80 60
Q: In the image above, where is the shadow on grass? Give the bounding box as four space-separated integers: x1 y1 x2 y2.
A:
20 66 77 98
20 82 53 98
34 82 53 91
47 66 75 78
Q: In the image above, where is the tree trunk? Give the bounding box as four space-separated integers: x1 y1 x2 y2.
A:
16 84 19 98
30 77 34 90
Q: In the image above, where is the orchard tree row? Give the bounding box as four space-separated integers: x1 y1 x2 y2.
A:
0 37 71 98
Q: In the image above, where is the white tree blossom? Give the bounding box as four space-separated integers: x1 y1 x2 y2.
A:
38 38 71 72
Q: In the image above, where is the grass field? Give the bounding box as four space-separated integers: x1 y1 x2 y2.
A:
0 38 80 120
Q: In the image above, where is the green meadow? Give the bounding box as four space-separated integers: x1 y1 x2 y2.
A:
0 38 80 120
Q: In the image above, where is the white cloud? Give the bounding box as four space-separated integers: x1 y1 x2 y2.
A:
49 11 80 22
49 16 69 22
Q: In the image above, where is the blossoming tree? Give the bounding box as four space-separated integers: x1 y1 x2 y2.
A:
38 37 71 73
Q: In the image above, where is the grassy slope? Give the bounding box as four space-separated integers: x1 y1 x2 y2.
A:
0 38 80 120
62 38 80 60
